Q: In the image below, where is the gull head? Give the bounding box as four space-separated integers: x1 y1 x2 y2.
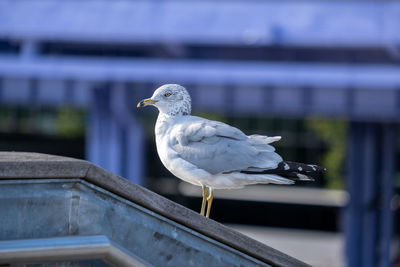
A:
137 84 191 116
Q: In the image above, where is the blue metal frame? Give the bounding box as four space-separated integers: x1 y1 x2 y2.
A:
86 84 144 184
346 123 397 267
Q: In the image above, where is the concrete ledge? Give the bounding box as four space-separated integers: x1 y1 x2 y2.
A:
0 152 309 267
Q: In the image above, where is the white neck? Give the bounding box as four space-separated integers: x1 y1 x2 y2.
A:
163 102 191 116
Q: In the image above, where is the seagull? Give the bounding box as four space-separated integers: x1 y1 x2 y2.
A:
137 84 325 218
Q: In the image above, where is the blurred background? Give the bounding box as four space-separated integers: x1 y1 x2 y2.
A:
0 1 399 266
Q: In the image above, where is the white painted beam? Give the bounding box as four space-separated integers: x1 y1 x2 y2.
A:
0 0 399 47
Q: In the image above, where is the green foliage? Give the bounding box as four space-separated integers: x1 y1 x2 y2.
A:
307 118 347 189
55 107 85 138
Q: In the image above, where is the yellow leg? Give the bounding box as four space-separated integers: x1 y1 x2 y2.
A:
200 186 208 216
206 188 213 218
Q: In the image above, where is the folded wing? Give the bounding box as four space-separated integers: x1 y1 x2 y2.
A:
170 117 283 175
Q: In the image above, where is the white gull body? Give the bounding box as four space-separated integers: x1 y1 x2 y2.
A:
142 84 297 190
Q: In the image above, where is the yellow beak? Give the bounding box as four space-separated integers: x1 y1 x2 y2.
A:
137 98 158 108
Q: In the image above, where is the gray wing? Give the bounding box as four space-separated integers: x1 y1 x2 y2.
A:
170 117 283 174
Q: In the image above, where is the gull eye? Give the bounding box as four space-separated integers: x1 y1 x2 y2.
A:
164 92 172 97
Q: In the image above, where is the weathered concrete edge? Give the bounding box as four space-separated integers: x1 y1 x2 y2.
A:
0 152 310 267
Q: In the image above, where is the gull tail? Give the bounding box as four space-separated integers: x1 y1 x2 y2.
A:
240 161 326 182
